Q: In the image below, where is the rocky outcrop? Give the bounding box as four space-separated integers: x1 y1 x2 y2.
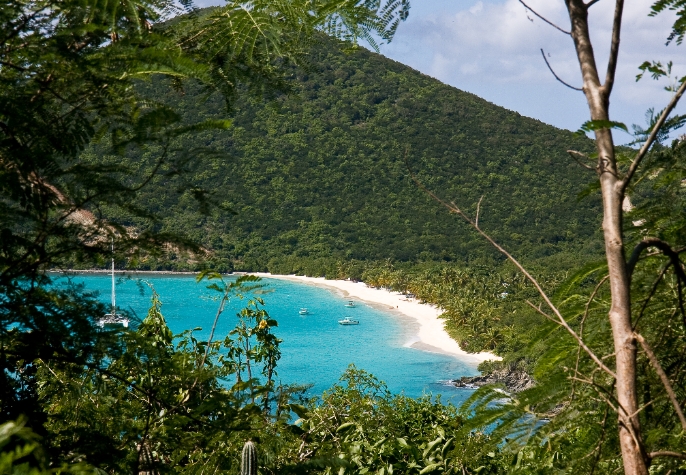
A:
451 367 535 393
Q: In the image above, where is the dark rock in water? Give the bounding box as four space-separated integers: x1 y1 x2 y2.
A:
451 368 535 393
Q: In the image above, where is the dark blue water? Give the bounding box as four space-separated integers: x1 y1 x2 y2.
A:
56 273 480 405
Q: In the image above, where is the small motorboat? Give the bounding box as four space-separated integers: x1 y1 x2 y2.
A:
338 317 359 325
344 300 356 308
299 308 309 315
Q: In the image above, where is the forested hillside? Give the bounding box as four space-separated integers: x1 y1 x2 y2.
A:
112 35 602 271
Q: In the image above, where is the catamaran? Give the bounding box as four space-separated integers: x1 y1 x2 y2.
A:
99 241 129 328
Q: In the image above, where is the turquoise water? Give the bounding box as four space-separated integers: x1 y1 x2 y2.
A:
57 274 480 405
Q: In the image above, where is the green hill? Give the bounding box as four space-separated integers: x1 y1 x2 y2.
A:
119 36 602 272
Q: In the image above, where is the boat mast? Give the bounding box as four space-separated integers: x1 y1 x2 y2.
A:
111 238 116 314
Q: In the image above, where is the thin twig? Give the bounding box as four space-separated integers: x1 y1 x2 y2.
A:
622 78 686 191
407 153 616 377
475 195 484 228
570 373 642 451
677 276 686 328
587 406 609 475
635 333 686 431
627 400 654 420
406 154 616 379
199 286 229 370
572 275 609 399
569 376 619 414
519 0 571 34
627 238 686 282
649 451 686 460
567 150 596 171
603 0 624 95
524 299 616 379
585 0 602 7
541 49 583 91
633 262 671 331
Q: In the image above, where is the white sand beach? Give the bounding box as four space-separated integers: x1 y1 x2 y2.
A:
252 273 499 365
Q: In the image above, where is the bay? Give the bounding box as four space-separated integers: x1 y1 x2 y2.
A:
57 273 480 405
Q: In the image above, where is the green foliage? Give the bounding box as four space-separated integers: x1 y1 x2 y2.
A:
295 366 507 474
446 137 686 473
34 283 299 473
359 261 554 358
0 0 409 440
577 120 629 134
112 34 602 272
650 0 686 44
0 419 92 474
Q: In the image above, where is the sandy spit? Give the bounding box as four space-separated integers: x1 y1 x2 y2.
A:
251 273 500 365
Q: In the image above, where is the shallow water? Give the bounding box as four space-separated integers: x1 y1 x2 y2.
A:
57 273 480 405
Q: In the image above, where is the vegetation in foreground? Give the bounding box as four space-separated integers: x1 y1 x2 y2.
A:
2 0 686 473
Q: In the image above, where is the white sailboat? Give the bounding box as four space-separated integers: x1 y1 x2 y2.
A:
99 241 129 328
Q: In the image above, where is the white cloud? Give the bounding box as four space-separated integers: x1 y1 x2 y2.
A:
381 0 686 136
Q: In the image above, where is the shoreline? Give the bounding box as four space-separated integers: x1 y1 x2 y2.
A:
251 273 499 364
50 269 198 275
52 269 499 364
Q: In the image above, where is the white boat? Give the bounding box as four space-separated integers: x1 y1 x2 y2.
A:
98 241 129 328
344 300 356 308
338 317 359 325
299 308 309 315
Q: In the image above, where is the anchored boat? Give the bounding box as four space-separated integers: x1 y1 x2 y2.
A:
98 241 129 328
338 317 359 325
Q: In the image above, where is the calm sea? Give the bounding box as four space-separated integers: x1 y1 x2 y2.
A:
56 274 480 405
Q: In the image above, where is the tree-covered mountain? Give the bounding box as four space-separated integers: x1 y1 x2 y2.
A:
116 35 602 271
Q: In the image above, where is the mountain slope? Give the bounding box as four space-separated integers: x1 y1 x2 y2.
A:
126 36 602 271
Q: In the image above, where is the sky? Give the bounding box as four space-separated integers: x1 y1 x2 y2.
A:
377 0 685 140
194 0 686 140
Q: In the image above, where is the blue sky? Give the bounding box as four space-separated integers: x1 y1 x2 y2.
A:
378 0 685 140
195 0 686 141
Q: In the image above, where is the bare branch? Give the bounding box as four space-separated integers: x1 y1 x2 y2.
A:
570 374 621 414
406 154 618 380
567 149 596 171
677 275 686 328
541 49 583 91
622 78 686 191
603 0 624 95
633 262 671 331
572 275 609 399
475 195 484 228
526 300 559 324
649 451 686 460
585 0 602 7
627 238 686 283
526 300 617 378
585 406 609 475
635 333 686 431
519 0 571 35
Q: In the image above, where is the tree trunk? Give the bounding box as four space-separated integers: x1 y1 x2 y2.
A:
565 1 648 473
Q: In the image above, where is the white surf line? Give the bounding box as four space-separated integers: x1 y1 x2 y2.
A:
251 273 500 364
